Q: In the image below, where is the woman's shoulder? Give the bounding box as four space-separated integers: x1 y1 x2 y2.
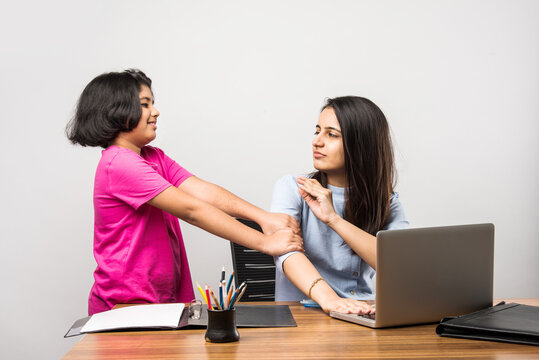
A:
276 173 298 185
275 174 309 191
389 192 405 211
272 174 305 200
270 174 304 215
386 191 409 229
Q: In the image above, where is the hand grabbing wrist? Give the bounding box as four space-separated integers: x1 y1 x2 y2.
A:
260 212 300 236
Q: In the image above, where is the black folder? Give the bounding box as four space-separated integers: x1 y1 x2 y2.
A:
436 302 539 346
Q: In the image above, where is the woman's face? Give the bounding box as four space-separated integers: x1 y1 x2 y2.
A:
129 84 160 147
312 107 345 180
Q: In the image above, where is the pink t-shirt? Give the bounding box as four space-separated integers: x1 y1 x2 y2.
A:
89 145 195 315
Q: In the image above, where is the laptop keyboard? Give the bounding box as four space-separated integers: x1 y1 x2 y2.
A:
360 313 376 320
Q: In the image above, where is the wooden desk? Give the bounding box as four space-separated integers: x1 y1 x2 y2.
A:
63 299 539 359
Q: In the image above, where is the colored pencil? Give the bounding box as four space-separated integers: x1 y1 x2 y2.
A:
219 282 224 309
228 288 240 310
228 282 246 310
226 282 233 308
226 271 235 293
222 280 227 308
233 284 247 306
205 285 212 309
209 287 222 310
196 281 208 304
229 283 248 309
236 281 246 295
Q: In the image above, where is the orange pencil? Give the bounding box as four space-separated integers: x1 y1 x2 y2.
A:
226 282 234 308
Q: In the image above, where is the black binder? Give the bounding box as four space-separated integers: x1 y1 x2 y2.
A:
436 302 539 346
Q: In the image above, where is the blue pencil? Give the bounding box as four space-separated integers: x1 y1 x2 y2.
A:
228 282 246 310
228 288 239 310
226 271 235 293
219 282 224 310
229 283 248 309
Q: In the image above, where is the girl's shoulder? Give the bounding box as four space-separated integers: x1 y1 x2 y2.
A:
101 145 138 164
99 146 162 172
141 145 164 157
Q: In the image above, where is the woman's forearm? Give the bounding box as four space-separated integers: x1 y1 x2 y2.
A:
327 216 377 270
282 253 375 315
282 253 340 306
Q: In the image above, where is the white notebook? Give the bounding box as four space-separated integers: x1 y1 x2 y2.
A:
81 303 185 333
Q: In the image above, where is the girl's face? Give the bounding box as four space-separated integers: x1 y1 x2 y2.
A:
128 84 160 148
312 107 345 184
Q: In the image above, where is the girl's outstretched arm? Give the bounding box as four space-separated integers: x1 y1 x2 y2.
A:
148 185 303 256
297 176 377 269
179 176 300 236
282 253 374 314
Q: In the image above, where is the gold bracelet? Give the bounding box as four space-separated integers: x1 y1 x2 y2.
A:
308 277 325 299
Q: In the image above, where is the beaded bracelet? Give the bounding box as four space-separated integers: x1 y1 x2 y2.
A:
308 277 325 299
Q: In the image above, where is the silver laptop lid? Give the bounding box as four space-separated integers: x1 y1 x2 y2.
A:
374 223 494 327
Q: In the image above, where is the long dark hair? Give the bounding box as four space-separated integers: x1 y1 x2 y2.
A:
66 69 152 148
312 96 395 235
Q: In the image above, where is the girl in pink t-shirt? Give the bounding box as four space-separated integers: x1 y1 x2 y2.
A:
66 69 303 315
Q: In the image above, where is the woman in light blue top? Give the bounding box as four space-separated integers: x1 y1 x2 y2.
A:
271 96 409 315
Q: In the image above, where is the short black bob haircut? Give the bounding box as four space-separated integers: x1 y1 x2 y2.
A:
66 69 152 148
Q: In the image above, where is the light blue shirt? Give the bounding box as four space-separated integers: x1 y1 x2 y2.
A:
271 174 409 301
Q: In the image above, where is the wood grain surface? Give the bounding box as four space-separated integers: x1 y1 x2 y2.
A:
63 299 539 359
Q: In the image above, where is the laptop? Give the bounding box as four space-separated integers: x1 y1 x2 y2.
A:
329 223 494 328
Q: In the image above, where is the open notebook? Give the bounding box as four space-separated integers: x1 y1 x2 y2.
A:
65 303 296 337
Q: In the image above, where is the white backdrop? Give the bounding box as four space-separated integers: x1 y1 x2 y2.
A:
1 1 538 358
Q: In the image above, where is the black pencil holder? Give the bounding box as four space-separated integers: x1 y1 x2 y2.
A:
205 308 240 343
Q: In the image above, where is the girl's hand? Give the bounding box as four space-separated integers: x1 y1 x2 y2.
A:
321 297 375 315
297 177 339 225
260 212 301 236
262 228 304 256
